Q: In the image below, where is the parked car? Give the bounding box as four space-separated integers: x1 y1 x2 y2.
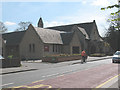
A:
112 51 120 63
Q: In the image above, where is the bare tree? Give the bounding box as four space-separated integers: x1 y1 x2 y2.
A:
0 21 7 33
101 0 120 28
15 22 31 31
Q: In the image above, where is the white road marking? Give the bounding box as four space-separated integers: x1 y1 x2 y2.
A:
64 71 69 73
57 74 64 77
63 70 73 74
1 83 14 86
42 70 74 78
42 76 46 77
42 73 59 77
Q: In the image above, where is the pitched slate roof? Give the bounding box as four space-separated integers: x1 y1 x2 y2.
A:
34 27 63 44
47 21 94 37
60 32 74 45
2 31 25 45
77 27 89 39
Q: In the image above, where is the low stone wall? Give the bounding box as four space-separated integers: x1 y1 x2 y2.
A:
42 55 81 63
0 58 21 68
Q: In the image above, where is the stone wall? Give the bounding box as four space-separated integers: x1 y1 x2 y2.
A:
0 58 21 68
42 55 81 63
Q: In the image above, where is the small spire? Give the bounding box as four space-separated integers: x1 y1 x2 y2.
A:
38 17 44 28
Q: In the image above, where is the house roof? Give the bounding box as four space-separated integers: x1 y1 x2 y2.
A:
2 31 25 45
60 32 74 45
34 27 63 44
47 21 94 37
77 27 89 39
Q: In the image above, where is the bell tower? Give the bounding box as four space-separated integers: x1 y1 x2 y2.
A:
38 17 44 28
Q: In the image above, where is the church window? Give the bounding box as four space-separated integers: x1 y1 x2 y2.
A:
53 45 54 52
29 44 31 52
58 45 61 53
44 45 49 52
56 45 57 52
53 44 60 52
33 44 35 52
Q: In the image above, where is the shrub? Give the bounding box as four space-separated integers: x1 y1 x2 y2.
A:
44 54 81 58
90 53 106 57
8 55 13 59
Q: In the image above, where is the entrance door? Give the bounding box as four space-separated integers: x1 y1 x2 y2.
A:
72 46 79 54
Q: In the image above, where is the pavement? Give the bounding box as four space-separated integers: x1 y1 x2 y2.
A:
0 56 112 75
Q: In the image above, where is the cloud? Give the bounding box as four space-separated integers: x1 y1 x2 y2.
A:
80 0 87 4
4 21 16 26
0 0 94 2
44 21 69 27
91 0 118 7
91 0 110 7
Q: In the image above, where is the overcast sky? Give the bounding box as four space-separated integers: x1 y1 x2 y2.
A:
1 0 118 36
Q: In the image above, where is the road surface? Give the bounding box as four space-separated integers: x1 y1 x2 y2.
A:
1 58 119 89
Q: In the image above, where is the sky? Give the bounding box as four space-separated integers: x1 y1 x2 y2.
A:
1 0 118 36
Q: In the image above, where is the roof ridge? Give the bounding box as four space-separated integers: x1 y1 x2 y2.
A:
34 27 63 33
2 30 26 35
47 21 94 28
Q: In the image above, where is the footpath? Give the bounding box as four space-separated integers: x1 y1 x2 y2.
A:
0 56 112 75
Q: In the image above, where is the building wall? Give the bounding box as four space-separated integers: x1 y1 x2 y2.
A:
1 35 19 59
90 23 102 41
43 44 62 56
69 31 81 54
20 25 44 60
78 32 88 52
75 28 88 54
0 37 6 58
2 41 6 58
61 31 82 54
6 45 19 59
85 39 90 55
71 26 87 53
61 31 81 55
89 23 105 54
62 45 70 54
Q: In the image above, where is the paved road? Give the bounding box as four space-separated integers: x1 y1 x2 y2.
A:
1 58 119 89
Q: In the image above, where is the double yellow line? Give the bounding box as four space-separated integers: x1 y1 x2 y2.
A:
11 74 120 88
12 79 52 88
